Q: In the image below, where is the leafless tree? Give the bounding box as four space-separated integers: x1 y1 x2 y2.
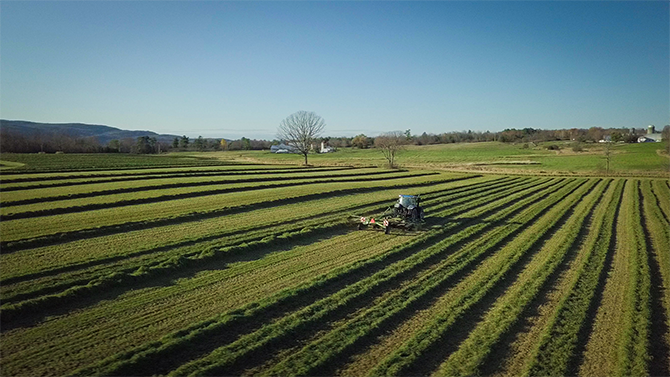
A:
604 141 613 176
374 131 406 168
277 111 326 165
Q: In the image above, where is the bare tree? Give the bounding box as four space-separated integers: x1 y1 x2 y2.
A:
277 111 326 165
604 141 613 176
374 131 406 168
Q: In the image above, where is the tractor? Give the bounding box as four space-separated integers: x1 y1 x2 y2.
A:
356 194 424 234
393 194 424 222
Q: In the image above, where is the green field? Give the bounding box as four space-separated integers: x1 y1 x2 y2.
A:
0 153 668 376
0 153 237 172
188 141 669 177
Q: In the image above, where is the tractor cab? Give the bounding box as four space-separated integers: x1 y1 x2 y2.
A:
393 195 424 222
396 194 420 209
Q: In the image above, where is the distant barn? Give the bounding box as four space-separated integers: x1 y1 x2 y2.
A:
270 143 298 153
638 125 663 143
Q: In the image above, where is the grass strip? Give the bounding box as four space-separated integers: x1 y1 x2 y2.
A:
0 176 507 309
367 179 597 377
518 179 623 376
0 166 336 188
1 176 491 317
613 180 652 376
0 168 382 205
73 178 559 376
0 171 436 220
1 174 471 251
436 178 615 377
639 180 670 376
168 179 577 377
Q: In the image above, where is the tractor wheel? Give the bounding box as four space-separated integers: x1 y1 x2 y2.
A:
385 226 391 234
411 208 420 221
358 223 363 230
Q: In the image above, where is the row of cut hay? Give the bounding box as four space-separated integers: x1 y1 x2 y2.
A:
152 179 580 377
0 171 435 219
0 164 314 186
0 167 376 205
1 176 495 286
579 180 651 376
367 179 596 377
0 177 510 323
69 177 559 377
439 179 619 376
1 230 410 377
0 153 248 174
638 180 670 376
0 173 461 247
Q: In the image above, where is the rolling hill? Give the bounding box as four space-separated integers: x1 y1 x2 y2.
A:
0 120 180 144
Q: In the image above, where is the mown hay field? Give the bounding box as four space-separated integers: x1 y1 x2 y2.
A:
0 159 668 376
188 141 670 177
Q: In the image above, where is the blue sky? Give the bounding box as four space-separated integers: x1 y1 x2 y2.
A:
1 1 668 139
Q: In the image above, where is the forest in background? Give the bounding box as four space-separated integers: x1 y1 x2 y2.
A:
1 119 668 154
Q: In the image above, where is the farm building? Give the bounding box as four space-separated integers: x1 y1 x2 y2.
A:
638 135 662 143
270 143 298 153
637 125 663 143
320 141 333 153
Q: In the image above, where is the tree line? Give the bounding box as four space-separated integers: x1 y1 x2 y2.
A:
314 126 670 150
1 126 667 154
0 130 270 154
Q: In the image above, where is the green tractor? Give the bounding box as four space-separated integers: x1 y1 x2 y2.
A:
356 194 424 234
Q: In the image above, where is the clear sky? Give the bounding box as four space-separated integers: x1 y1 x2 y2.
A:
1 1 668 139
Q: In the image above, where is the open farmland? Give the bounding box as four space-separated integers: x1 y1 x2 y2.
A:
1 159 669 377
187 141 670 178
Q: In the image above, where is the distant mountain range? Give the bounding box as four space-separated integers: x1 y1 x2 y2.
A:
0 120 182 145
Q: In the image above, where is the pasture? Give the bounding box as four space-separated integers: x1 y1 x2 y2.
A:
196 141 670 177
0 154 668 376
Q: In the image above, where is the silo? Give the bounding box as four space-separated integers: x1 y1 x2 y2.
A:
648 125 655 134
